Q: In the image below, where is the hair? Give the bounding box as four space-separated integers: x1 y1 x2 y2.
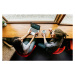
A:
12 37 24 54
54 29 68 39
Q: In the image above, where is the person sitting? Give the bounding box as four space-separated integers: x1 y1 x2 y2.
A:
38 28 68 54
12 31 38 55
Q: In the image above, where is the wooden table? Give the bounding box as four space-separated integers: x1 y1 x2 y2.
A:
2 24 73 38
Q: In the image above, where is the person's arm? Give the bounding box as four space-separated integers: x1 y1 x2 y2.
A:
42 33 56 48
43 34 47 44
29 35 35 44
41 33 47 44
49 28 53 34
21 31 31 40
21 33 29 40
44 42 56 48
29 32 38 44
29 36 35 44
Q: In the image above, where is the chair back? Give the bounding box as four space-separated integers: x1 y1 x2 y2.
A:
53 46 65 54
16 45 36 57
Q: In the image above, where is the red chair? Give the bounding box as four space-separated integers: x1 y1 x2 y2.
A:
16 45 36 57
53 46 65 54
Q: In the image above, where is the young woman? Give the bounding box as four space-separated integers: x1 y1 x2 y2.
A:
12 31 38 55
38 28 68 54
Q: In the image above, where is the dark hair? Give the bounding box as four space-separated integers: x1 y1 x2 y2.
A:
12 37 24 54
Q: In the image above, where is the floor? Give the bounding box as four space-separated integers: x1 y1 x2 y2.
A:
2 39 73 61
2 44 15 61
10 47 73 61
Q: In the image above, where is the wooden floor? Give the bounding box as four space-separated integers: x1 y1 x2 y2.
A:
2 24 73 38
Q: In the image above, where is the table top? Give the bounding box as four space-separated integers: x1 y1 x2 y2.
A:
2 24 73 38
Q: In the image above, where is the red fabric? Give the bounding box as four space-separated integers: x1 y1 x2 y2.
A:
16 45 36 57
70 40 73 50
53 46 65 54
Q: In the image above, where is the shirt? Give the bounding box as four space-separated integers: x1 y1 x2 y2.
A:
22 43 30 51
44 38 64 53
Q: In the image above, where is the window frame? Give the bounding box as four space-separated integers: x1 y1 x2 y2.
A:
56 14 73 26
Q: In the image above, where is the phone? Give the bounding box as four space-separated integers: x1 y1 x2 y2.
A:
42 30 46 33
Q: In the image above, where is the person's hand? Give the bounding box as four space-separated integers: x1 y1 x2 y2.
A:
49 28 52 32
18 38 23 42
41 33 45 37
28 30 32 35
35 32 38 35
34 32 38 37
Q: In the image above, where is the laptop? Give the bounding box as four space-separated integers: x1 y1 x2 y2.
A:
28 23 40 35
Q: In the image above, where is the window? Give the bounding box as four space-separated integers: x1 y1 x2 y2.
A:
3 14 56 22
60 14 73 25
